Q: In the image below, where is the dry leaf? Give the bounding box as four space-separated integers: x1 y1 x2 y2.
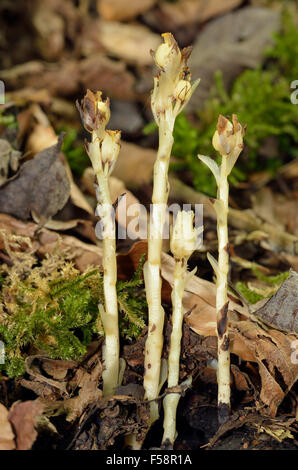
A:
0 55 136 100
252 187 298 237
63 360 103 422
155 0 243 28
254 271 298 333
98 0 156 21
8 401 44 450
0 404 16 450
231 321 298 416
0 134 70 222
79 54 136 100
24 355 70 394
98 21 160 66
113 141 156 188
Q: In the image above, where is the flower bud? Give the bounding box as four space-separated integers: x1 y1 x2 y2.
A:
174 79 191 102
76 89 110 136
155 33 181 72
171 211 198 260
212 114 245 173
212 114 244 157
101 130 121 173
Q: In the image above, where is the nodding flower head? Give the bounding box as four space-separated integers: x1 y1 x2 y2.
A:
151 34 199 123
212 114 246 162
155 33 182 72
171 210 199 260
76 89 110 137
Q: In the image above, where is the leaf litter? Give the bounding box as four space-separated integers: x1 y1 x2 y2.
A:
0 0 298 451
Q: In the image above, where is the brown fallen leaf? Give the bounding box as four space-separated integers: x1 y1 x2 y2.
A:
63 361 103 422
0 404 16 450
150 0 243 29
113 141 156 188
98 21 160 66
79 54 136 101
254 271 298 333
24 355 70 395
97 0 156 21
8 400 44 450
0 134 70 222
252 187 298 237
230 321 298 416
0 55 136 101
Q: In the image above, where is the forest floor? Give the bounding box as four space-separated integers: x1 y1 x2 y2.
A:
0 0 297 451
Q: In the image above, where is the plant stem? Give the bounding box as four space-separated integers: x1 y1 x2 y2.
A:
216 156 230 423
144 116 174 424
162 258 186 445
90 139 119 397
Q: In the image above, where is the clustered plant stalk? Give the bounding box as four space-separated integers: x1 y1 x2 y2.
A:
77 90 121 397
75 32 246 447
162 210 201 446
198 115 245 423
143 33 200 427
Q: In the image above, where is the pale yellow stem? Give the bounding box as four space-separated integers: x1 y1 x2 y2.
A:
143 116 174 424
93 150 119 397
162 259 186 445
216 156 230 417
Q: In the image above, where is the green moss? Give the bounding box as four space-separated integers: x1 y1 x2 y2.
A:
235 269 289 305
251 267 289 286
0 110 18 129
266 9 298 80
235 282 265 304
60 127 90 176
0 244 147 378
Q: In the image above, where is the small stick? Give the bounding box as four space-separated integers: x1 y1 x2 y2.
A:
198 114 245 423
77 90 121 396
162 210 201 446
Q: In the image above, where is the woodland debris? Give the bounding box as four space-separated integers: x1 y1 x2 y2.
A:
0 55 136 100
0 135 70 223
0 213 103 271
253 271 298 333
143 0 243 31
98 0 157 22
0 139 21 185
98 21 160 66
0 404 15 450
72 394 150 450
169 176 298 255
8 400 44 450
